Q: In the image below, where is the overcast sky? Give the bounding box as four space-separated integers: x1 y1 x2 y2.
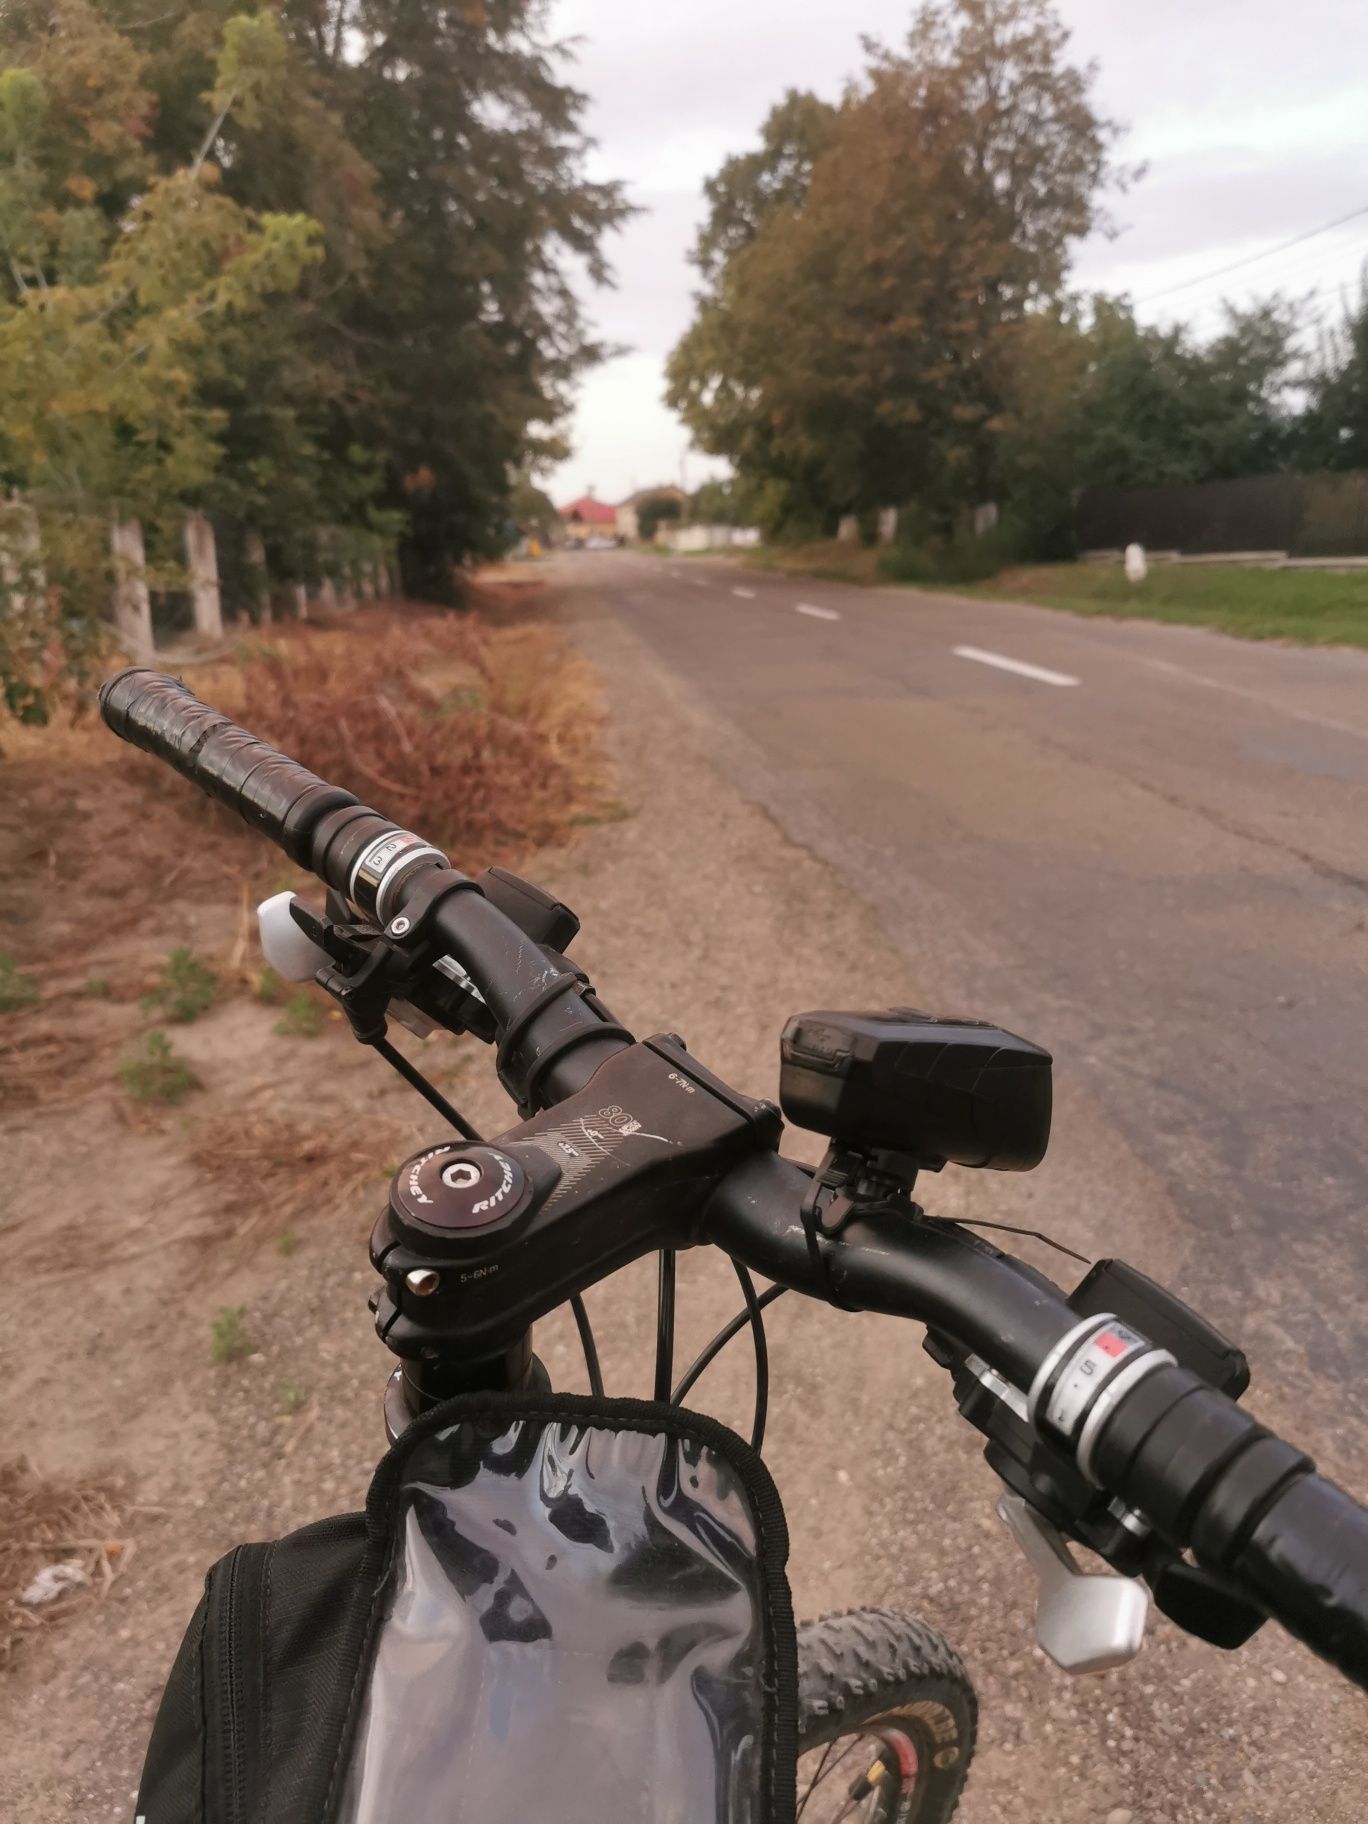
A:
546 0 1368 506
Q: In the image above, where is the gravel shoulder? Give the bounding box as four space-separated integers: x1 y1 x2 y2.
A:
2 580 1362 1822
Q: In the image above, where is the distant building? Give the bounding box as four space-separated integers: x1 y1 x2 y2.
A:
616 485 687 542
559 491 619 546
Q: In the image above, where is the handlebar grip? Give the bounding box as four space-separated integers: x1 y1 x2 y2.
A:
99 668 376 877
1231 1472 1368 1679
1093 1361 1368 1687
100 668 631 1101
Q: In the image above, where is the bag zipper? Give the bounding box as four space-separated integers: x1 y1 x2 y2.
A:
207 1542 268 1824
222 1547 246 1824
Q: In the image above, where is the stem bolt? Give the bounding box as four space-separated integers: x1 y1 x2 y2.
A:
389 915 412 936
405 1267 441 1297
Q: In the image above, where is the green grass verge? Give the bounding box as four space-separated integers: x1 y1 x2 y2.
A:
743 541 886 584
739 541 1368 647
970 563 1368 648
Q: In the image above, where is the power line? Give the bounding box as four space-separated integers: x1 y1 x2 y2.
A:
1136 202 1368 305
1182 240 1367 328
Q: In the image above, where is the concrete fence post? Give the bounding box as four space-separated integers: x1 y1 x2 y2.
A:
110 518 154 655
836 513 860 543
877 507 898 545
316 530 354 611
244 529 271 625
2 495 46 615
184 511 223 642
292 582 308 621
359 560 376 601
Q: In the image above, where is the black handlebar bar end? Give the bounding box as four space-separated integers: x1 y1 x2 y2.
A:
1236 1473 1368 1684
98 666 171 730
98 668 364 870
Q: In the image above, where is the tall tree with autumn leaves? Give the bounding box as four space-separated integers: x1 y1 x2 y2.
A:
667 0 1128 539
668 0 1339 554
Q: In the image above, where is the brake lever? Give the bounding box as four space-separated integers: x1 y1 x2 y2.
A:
997 1492 1149 1673
258 887 494 1041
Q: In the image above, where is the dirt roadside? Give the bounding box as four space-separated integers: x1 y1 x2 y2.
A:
2 580 1363 1822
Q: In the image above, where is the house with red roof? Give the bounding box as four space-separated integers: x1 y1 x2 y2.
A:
559 490 620 546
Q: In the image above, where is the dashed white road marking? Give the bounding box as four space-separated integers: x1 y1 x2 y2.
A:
732 587 757 600
796 602 840 621
953 645 1079 688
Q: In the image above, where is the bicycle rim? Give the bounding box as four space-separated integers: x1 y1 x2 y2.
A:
796 1719 935 1823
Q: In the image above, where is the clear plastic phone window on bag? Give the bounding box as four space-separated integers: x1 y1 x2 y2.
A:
339 1417 774 1823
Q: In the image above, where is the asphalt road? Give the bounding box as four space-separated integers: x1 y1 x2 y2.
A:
554 549 1368 1469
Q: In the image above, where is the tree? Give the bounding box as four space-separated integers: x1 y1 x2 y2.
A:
0 0 630 716
991 305 1093 554
989 296 1303 553
1193 300 1300 478
1040 298 1298 495
667 0 1129 534
691 89 837 281
637 493 683 541
1299 266 1368 472
510 471 558 538
262 0 632 597
689 478 750 525
0 8 322 720
98 0 390 578
81 2 628 594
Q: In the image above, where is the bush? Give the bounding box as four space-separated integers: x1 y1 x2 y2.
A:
210 1307 252 1365
215 615 600 867
256 966 287 1005
0 953 38 1014
120 1031 199 1104
277 1379 308 1415
637 493 683 541
274 991 325 1038
877 511 1027 586
142 947 217 1023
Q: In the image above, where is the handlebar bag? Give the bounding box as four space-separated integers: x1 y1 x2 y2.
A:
136 1391 798 1824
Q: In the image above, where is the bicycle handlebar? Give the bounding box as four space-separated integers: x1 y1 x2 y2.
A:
98 667 628 1104
702 1152 1070 1385
100 667 361 867
1093 1358 1368 1681
99 667 1368 1691
705 1155 1368 1688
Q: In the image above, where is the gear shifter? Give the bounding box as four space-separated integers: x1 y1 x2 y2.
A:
997 1493 1149 1673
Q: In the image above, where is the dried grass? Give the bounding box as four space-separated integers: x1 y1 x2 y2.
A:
221 611 606 866
0 596 607 969
1 1459 131 1667
0 1020 121 1110
187 1111 402 1249
1 1102 405 1273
